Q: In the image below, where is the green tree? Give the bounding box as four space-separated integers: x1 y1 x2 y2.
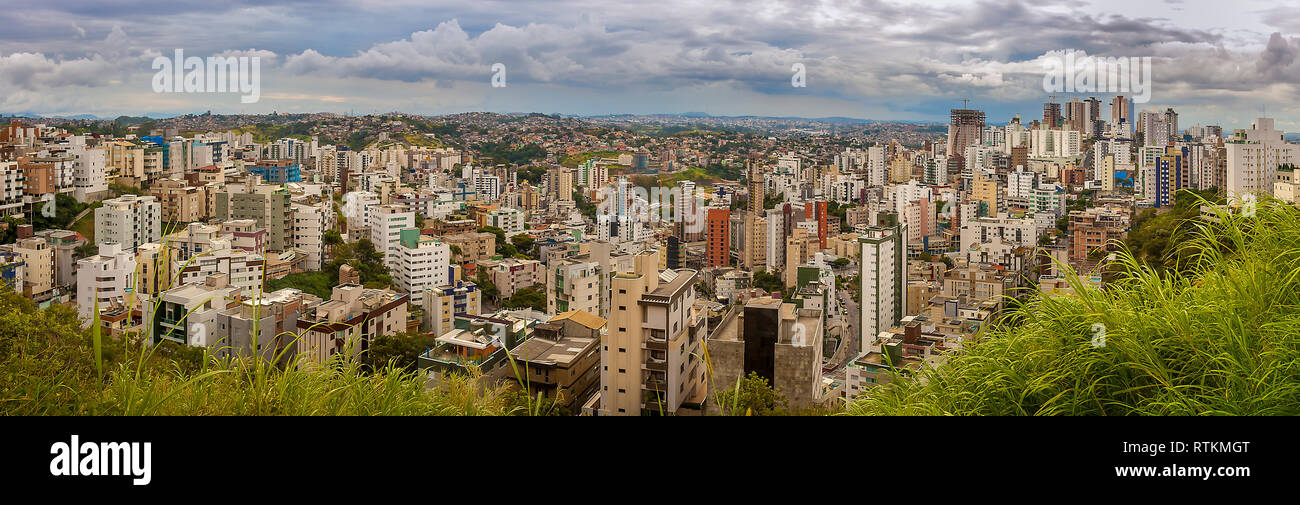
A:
715 372 789 416
510 234 535 258
752 270 784 294
364 332 434 373
476 270 499 302
501 286 545 311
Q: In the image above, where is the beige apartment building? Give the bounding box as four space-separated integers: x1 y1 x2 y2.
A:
601 250 707 416
151 178 208 223
14 237 53 301
295 284 408 363
443 231 496 262
507 310 604 412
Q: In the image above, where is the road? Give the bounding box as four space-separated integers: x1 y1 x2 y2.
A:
825 266 859 373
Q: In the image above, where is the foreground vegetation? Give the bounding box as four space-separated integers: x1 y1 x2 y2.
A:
849 197 1300 415
0 292 522 415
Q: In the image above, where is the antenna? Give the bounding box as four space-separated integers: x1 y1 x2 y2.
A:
962 98 970 109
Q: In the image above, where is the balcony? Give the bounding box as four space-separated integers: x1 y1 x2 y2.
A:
643 353 667 372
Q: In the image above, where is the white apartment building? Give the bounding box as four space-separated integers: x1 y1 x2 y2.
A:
292 202 327 270
368 204 415 272
95 194 161 252
0 161 24 218
393 229 451 306
68 144 108 201
1007 168 1037 200
1225 118 1299 202
485 207 525 236
1029 128 1083 158
174 248 266 299
475 173 501 201
342 190 381 236
859 224 908 354
547 258 602 316
959 214 1038 266
76 241 137 323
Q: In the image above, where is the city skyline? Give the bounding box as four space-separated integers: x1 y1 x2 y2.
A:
2 0 1300 129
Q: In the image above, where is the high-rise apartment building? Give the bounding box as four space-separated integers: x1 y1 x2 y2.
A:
368 204 416 272
393 229 451 306
1043 102 1062 129
859 223 907 354
946 109 986 157
744 162 765 269
94 194 161 252
706 208 730 267
601 251 707 415
1225 117 1298 202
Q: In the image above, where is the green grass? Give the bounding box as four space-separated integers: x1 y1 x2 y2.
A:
560 150 626 167
847 196 1300 415
71 211 95 242
0 289 521 416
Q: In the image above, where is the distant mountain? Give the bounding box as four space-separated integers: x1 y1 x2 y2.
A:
0 112 180 121
583 112 942 125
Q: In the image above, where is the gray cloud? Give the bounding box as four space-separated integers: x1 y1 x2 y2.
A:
0 0 1297 128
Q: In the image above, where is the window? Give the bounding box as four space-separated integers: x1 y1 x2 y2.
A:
618 347 626 353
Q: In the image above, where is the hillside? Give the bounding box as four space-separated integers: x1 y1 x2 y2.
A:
848 197 1300 415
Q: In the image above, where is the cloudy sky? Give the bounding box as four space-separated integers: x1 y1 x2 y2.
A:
2 0 1299 130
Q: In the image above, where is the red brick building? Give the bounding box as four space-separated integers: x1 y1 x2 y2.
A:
707 208 730 267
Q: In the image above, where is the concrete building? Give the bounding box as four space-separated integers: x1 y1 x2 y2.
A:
1225 118 1298 202
150 178 207 223
600 250 707 416
14 237 54 302
292 201 329 270
174 247 266 299
95 194 161 252
443 232 496 263
216 179 293 252
146 275 243 347
488 257 543 299
707 295 825 412
506 310 604 412
0 161 23 218
547 257 602 317
484 207 525 236
422 280 482 337
295 284 409 363
75 241 137 323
